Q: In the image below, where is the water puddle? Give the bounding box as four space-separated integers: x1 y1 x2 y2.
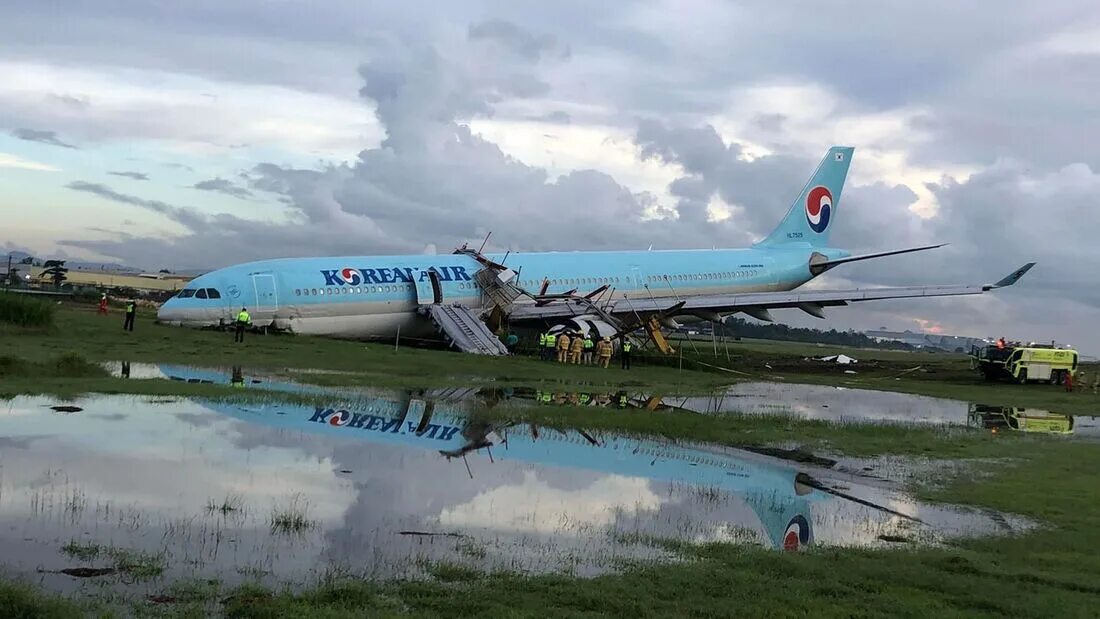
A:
1 390 1028 595
103 362 1100 437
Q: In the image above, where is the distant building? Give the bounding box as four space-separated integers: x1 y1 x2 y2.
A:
20 267 193 293
865 329 989 352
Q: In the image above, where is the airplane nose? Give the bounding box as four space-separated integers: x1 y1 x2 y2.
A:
156 299 183 325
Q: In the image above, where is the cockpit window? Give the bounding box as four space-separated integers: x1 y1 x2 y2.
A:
178 289 196 298
205 288 221 299
196 289 208 299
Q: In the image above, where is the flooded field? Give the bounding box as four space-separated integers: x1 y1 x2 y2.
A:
105 362 1100 437
1 389 1027 595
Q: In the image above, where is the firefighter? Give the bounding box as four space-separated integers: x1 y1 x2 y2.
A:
597 337 613 368
123 299 136 332
570 333 584 364
234 307 251 343
582 334 595 365
97 294 108 315
556 331 571 363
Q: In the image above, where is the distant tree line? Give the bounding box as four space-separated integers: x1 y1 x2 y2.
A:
714 318 915 351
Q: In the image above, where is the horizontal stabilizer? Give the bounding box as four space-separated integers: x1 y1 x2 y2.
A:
814 244 946 273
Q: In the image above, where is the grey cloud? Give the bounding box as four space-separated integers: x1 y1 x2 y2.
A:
46 94 89 109
108 171 149 181
17 1 1100 350
635 120 814 236
909 53 1100 170
751 114 786 133
528 110 571 124
468 19 569 61
65 181 211 232
60 34 670 268
11 128 78 149
193 177 253 199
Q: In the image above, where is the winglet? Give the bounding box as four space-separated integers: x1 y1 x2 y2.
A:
990 263 1036 289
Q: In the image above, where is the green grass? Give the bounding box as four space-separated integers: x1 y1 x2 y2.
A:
0 292 55 328
0 304 727 392
474 402 1034 459
0 352 107 380
0 581 85 619
59 541 166 580
269 495 316 535
184 443 1100 617
6 305 1099 416
206 494 246 516
182 444 1100 616
4 405 1100 616
665 336 1100 414
6 305 1100 615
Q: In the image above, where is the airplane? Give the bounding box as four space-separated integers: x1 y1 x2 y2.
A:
157 146 1035 347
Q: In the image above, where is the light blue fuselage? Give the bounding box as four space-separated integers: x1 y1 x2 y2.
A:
159 145 857 338
157 245 849 338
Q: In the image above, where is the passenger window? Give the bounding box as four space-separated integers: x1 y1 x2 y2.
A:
206 288 221 299
196 289 208 299
311 288 317 295
295 289 301 296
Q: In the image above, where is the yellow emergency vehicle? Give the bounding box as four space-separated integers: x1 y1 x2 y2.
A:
969 344 1078 384
969 404 1074 435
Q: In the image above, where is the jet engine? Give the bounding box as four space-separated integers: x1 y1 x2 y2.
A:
547 315 619 339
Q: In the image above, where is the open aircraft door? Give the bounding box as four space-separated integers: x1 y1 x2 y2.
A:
414 268 444 305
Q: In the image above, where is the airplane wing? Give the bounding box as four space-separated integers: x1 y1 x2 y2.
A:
508 263 1036 323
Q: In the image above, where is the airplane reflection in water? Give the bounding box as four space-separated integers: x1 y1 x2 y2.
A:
141 364 1021 551
109 362 1093 437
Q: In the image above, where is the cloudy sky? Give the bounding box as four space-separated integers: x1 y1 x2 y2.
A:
2 1 1099 349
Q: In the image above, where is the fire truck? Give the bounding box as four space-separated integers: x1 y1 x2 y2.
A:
969 342 1078 384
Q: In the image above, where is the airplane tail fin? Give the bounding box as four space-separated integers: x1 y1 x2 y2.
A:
755 146 854 248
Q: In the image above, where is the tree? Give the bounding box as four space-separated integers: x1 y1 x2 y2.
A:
41 259 68 289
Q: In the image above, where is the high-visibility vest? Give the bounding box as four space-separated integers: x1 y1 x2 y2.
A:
237 311 251 323
623 342 633 352
126 302 135 313
545 334 556 348
583 338 594 349
539 333 547 346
